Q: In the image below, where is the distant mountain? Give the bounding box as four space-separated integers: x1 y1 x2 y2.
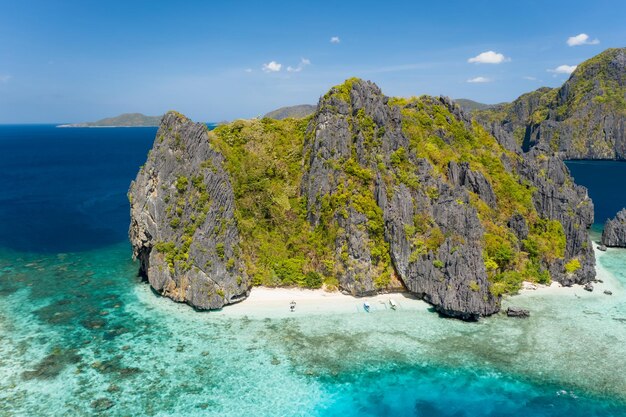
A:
454 99 502 112
473 47 626 159
59 113 162 127
264 104 316 120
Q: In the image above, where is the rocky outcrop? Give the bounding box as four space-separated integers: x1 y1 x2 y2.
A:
473 48 626 160
518 143 595 285
130 78 597 319
506 307 530 318
602 208 626 247
447 161 497 208
301 80 499 319
129 112 249 310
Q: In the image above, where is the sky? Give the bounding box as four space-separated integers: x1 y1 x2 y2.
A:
0 0 624 123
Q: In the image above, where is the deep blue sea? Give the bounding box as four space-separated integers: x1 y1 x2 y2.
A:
1 125 626 416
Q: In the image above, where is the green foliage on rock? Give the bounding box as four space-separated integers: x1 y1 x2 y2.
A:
172 78 580 296
389 95 563 295
210 117 335 288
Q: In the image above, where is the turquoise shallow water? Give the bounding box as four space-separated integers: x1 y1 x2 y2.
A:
1 126 626 416
1 239 626 416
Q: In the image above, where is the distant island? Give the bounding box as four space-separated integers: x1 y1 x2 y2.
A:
453 99 502 112
263 104 316 120
58 113 163 127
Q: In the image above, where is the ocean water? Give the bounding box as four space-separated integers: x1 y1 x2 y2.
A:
1 125 626 416
566 160 626 224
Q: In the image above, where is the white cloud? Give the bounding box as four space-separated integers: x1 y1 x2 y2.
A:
567 33 599 46
523 76 537 81
468 51 510 64
467 76 492 83
548 64 577 74
330 36 340 44
287 58 311 73
262 61 282 73
0 74 11 83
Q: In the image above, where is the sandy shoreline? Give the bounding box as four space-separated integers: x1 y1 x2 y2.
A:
215 287 431 318
212 244 624 318
135 241 624 319
516 244 624 298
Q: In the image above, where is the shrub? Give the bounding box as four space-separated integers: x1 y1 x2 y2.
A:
565 258 581 274
304 271 323 288
176 176 189 193
216 243 225 259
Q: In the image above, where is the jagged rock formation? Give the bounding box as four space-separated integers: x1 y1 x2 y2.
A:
130 79 596 319
129 112 249 309
602 209 626 247
518 144 595 285
301 81 499 318
474 48 625 159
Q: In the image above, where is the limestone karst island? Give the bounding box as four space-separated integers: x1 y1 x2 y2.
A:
1 2 625 415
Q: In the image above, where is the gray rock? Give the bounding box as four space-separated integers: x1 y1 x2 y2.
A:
130 79 598 320
604 290 613 295
597 244 607 251
506 307 530 318
447 161 497 208
507 213 529 241
129 112 249 310
301 80 499 318
473 48 626 160
518 143 596 286
584 282 594 292
602 209 626 247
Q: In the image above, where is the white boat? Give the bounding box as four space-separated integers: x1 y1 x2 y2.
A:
389 299 397 310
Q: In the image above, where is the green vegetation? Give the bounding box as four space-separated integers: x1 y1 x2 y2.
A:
162 78 579 296
565 258 581 274
154 165 213 274
210 117 337 288
389 95 562 295
65 113 162 127
264 104 316 120
473 48 626 156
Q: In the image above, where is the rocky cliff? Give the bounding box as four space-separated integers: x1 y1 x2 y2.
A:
129 112 249 309
602 209 626 247
473 48 625 159
129 79 595 319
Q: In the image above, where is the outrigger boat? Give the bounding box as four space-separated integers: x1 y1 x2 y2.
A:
389 299 397 310
363 302 371 312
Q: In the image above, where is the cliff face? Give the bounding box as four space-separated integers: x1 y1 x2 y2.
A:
301 81 498 318
518 144 595 285
129 79 596 319
602 209 626 247
474 48 625 159
129 112 249 310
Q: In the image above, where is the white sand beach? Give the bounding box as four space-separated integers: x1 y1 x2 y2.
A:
214 287 431 318
517 244 624 298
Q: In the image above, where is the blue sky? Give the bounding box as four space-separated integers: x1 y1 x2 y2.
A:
0 0 624 123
